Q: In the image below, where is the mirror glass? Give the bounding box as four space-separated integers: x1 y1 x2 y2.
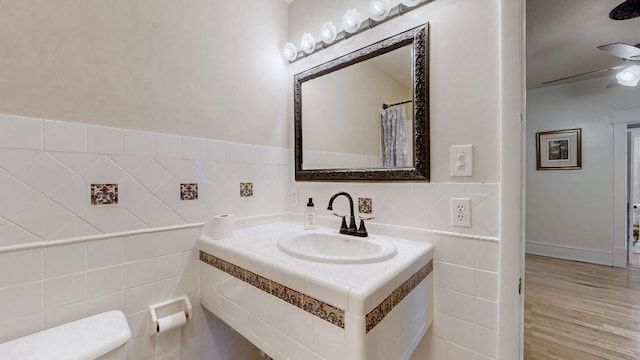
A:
294 24 429 181
301 45 413 170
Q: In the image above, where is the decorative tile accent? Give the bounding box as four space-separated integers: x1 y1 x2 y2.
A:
91 184 118 205
304 295 345 328
240 182 253 197
246 270 271 293
200 250 432 333
358 198 372 214
365 260 433 333
180 183 198 201
200 250 345 328
200 251 225 272
271 282 304 308
224 262 246 282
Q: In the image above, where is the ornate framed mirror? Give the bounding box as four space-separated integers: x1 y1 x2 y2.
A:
294 24 429 181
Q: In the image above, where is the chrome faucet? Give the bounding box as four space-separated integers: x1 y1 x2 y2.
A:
327 192 368 237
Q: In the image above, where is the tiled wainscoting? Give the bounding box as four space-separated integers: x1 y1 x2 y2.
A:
420 232 499 360
0 113 289 247
0 226 264 359
0 112 500 359
0 113 289 359
293 183 501 360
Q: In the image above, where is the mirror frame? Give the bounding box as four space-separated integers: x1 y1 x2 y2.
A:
294 24 429 181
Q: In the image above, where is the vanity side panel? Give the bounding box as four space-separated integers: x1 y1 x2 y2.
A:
200 262 343 360
365 274 433 360
200 265 284 359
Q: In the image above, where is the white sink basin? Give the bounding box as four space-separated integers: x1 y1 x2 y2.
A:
277 230 397 264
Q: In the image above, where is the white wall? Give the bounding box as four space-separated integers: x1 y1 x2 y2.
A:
289 0 501 183
287 0 524 359
0 0 289 148
527 77 640 265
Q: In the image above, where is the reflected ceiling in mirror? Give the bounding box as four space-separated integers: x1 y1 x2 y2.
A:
294 24 429 181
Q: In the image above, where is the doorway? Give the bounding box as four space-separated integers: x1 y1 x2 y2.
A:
627 127 640 268
612 112 640 269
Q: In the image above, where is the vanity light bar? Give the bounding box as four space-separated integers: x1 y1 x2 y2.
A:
285 0 433 63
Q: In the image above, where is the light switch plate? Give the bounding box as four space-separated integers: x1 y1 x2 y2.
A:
290 189 299 207
450 144 473 177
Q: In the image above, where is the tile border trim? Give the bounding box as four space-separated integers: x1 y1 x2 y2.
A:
0 213 293 254
199 250 345 328
199 250 433 333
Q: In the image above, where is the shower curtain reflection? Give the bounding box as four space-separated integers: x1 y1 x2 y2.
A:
381 105 409 167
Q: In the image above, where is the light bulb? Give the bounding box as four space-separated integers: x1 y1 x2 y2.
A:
401 0 422 7
343 8 362 34
283 42 297 61
320 21 337 44
619 69 636 81
369 0 390 21
616 65 640 87
300 33 316 54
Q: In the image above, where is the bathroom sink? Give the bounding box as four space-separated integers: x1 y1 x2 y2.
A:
199 222 434 360
277 230 397 264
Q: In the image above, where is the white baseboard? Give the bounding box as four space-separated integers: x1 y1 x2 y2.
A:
525 241 613 266
612 246 628 268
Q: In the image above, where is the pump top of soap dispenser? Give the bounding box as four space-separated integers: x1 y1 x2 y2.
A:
307 198 314 207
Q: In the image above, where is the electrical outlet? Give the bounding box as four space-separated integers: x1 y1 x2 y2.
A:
451 198 471 227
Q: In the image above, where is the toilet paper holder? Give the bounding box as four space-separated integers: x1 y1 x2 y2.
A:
149 295 193 336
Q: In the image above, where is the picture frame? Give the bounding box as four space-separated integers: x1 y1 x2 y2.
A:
536 128 582 170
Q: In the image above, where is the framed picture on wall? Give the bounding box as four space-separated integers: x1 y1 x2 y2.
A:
536 128 582 170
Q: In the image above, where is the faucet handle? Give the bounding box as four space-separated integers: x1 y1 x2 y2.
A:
332 213 349 232
356 218 370 237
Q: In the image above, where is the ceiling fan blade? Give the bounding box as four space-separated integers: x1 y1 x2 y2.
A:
541 65 627 85
609 0 640 20
597 42 640 60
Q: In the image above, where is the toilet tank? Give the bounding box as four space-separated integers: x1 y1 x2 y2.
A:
0 310 131 360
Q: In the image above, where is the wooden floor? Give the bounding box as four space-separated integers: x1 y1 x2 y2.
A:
524 254 640 359
630 248 640 268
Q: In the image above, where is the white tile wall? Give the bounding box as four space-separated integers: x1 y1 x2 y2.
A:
404 234 500 360
155 134 182 159
44 121 87 153
0 223 267 359
294 182 501 360
0 114 42 150
0 114 288 359
182 137 207 161
0 115 289 248
0 114 501 360
87 125 124 155
124 130 155 157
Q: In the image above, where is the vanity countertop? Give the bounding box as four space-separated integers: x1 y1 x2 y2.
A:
199 221 433 315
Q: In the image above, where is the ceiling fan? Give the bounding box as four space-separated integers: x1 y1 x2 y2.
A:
541 0 640 87
542 42 640 86
609 0 640 20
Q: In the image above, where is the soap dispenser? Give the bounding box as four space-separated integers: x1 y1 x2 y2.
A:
304 198 317 230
